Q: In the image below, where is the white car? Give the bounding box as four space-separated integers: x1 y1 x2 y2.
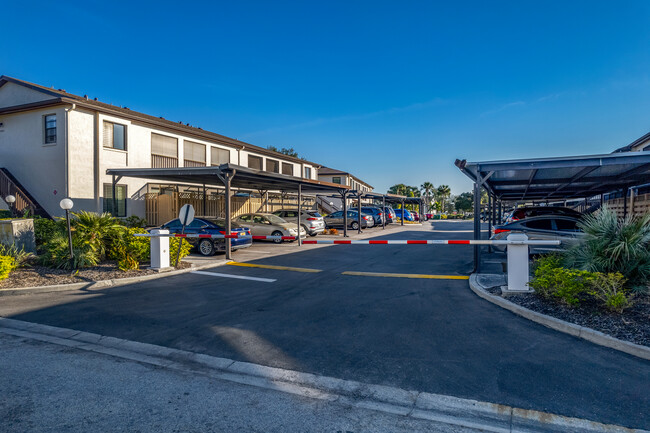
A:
234 213 307 243
272 209 326 236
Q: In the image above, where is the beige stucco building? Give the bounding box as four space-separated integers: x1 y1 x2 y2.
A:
0 76 325 220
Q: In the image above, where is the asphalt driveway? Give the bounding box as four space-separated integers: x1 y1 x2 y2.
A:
1 221 648 429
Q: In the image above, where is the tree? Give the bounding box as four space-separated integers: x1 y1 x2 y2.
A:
454 192 474 213
436 185 451 213
266 146 299 158
388 183 408 196
420 182 435 211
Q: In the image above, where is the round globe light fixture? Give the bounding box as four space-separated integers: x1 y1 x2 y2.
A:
5 195 16 204
59 198 74 210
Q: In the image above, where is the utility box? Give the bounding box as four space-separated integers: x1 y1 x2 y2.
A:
0 219 36 253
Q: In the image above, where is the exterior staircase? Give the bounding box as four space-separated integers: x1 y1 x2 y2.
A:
316 195 340 214
0 168 50 218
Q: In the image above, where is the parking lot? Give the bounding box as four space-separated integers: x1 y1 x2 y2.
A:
1 220 648 429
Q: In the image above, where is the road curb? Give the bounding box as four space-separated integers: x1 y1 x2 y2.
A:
0 317 646 433
0 260 226 296
469 274 650 361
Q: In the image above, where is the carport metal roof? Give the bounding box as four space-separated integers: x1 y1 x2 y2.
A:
106 163 349 194
456 152 650 201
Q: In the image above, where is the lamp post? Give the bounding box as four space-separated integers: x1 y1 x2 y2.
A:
59 198 74 260
5 195 16 218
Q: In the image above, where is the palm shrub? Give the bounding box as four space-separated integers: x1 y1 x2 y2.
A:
71 211 124 260
564 206 650 293
39 231 99 270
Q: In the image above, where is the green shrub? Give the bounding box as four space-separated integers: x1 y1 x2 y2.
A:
0 255 17 280
588 272 634 313
170 237 192 265
71 211 124 260
120 215 148 229
34 217 66 248
109 228 150 271
39 232 99 270
0 210 11 219
0 243 34 268
564 207 650 293
529 255 596 306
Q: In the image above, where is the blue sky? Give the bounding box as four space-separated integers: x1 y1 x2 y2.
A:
2 1 649 194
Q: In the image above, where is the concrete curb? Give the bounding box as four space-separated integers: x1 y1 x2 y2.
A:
0 260 226 296
0 317 646 433
469 274 650 361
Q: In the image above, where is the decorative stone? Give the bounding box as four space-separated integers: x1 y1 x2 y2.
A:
0 219 36 253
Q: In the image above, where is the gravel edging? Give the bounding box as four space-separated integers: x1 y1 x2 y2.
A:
469 274 650 361
0 260 227 296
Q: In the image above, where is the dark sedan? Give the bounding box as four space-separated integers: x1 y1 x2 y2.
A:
324 210 372 230
159 217 252 256
490 215 584 254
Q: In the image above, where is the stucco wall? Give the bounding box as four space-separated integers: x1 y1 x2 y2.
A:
0 106 67 217
0 82 55 108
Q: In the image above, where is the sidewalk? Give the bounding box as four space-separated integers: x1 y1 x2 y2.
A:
0 332 480 433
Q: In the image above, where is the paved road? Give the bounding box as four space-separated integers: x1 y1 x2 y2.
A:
0 333 476 433
1 221 648 429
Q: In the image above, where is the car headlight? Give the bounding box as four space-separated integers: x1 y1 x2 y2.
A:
289 229 297 235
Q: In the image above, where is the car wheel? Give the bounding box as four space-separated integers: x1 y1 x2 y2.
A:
272 230 283 244
351 221 359 230
198 239 215 256
309 232 317 237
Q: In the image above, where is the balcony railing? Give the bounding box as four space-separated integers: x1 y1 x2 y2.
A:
184 160 206 168
152 154 179 168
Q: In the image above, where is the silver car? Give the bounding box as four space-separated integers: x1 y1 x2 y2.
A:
272 209 326 236
234 213 307 244
490 215 585 254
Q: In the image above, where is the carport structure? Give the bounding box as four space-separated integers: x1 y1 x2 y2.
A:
106 164 349 259
456 152 650 272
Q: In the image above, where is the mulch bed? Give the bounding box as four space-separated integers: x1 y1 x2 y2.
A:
485 285 650 347
0 261 191 289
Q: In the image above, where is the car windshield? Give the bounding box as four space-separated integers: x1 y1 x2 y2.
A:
266 214 287 224
307 211 321 217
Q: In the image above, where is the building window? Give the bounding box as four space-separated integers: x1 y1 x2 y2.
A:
103 121 126 150
151 133 178 168
44 114 56 144
282 162 293 176
304 166 312 179
211 147 230 165
103 184 127 217
248 155 263 170
184 141 206 167
332 176 341 184
266 159 279 173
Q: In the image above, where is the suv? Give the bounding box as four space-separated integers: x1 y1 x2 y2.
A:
272 209 325 236
360 207 384 226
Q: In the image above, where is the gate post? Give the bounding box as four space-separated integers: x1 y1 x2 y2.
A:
503 233 532 293
150 229 170 270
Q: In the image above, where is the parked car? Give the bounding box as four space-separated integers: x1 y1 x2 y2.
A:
425 212 435 220
490 215 585 254
394 209 414 221
272 209 325 236
159 217 252 256
411 210 420 221
506 206 582 223
234 213 306 243
361 207 384 226
383 207 396 223
324 210 372 230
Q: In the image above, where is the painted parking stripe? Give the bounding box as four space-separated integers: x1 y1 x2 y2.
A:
226 261 322 273
192 270 276 282
342 271 469 280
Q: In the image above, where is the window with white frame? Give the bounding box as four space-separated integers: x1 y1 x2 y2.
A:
211 147 230 165
248 155 263 170
103 183 127 217
103 121 126 150
304 166 312 179
44 114 56 144
282 162 293 176
183 141 206 167
332 176 341 184
151 133 178 168
266 159 279 173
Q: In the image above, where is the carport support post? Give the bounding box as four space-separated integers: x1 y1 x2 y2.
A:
382 195 386 229
401 199 404 226
357 193 362 234
224 171 234 260
297 184 302 246
342 190 348 237
473 180 482 273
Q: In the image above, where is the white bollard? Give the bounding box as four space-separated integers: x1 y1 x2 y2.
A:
150 229 170 270
504 233 532 293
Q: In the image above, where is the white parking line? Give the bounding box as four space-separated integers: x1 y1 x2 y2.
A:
192 271 276 283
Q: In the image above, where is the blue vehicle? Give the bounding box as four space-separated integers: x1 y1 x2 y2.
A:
394 209 414 221
159 217 252 256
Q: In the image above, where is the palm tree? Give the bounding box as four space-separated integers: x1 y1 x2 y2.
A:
436 185 451 213
420 182 435 212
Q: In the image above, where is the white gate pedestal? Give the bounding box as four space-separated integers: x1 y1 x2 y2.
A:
502 233 533 294
150 229 170 271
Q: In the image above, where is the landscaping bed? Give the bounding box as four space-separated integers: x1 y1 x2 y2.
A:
0 261 192 289
485 285 650 347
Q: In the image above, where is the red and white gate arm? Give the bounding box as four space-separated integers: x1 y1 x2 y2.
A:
300 239 559 245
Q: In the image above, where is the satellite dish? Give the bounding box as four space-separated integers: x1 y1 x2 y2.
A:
178 204 195 226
